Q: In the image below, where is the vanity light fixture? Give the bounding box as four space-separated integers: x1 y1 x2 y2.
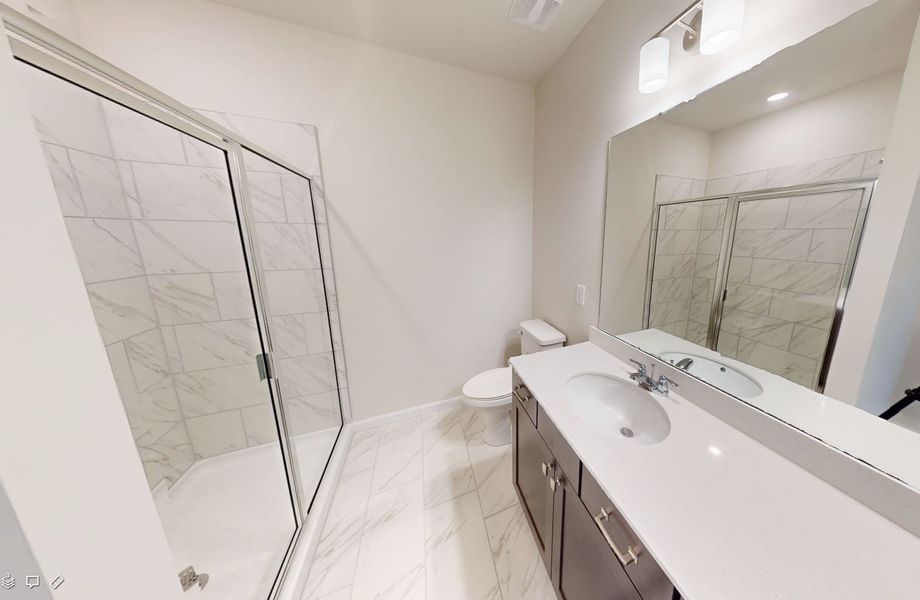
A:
767 91 790 103
638 0 745 94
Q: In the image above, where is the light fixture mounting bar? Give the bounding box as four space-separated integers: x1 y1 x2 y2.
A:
650 0 703 41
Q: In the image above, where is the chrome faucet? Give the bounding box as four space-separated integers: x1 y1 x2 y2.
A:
629 359 679 395
674 357 694 371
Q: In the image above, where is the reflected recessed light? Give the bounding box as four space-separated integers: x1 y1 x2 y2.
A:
708 445 723 456
767 92 790 103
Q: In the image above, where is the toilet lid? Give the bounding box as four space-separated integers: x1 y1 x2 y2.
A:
463 367 512 400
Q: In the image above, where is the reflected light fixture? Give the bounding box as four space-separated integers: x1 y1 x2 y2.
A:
767 91 790 103
638 0 746 94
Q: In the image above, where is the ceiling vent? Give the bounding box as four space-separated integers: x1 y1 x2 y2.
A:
509 0 563 32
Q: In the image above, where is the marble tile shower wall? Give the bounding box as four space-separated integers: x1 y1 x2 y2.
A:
20 64 347 488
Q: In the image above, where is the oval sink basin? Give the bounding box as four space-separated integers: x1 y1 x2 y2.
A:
659 352 763 399
565 373 671 444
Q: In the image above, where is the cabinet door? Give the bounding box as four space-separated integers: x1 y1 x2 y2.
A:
553 477 641 600
512 399 555 571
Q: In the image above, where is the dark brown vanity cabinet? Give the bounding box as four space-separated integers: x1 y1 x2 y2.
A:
512 371 679 600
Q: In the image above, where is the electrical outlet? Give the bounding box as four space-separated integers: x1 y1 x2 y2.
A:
575 284 586 306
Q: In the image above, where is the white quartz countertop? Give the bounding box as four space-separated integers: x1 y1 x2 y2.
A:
510 342 920 600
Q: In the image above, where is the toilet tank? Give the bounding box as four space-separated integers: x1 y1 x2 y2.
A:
519 319 566 355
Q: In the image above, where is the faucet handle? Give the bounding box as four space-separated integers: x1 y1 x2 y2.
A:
655 375 679 394
629 359 646 375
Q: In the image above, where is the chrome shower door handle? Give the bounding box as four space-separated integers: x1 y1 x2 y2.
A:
593 507 639 567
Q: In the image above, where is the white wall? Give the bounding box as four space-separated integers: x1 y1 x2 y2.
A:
707 70 902 178
532 0 876 345
0 24 181 599
68 0 535 420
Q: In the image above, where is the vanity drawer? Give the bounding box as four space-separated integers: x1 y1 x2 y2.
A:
581 468 675 600
512 371 538 426
537 405 581 493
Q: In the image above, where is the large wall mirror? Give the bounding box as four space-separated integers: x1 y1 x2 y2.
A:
600 0 920 492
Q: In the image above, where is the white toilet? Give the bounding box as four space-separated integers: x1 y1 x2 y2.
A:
462 319 566 446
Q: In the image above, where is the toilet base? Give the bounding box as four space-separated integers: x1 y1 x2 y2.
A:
481 407 512 446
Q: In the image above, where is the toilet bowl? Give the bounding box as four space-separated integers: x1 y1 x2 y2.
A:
461 319 565 446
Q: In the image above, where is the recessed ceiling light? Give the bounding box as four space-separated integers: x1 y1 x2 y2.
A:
767 92 790 103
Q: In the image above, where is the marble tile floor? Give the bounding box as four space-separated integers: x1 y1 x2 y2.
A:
301 406 556 600
155 427 340 600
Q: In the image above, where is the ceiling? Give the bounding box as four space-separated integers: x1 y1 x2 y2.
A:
663 0 919 133
208 0 606 83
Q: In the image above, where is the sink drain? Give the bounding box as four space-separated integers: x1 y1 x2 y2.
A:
620 427 634 438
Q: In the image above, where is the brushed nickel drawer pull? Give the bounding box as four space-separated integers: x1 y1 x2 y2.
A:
541 461 550 476
593 507 639 566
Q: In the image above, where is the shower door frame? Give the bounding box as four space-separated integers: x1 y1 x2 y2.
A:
644 177 876 393
1 5 345 599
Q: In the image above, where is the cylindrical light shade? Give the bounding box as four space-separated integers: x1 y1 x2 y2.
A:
700 0 744 55
638 37 669 94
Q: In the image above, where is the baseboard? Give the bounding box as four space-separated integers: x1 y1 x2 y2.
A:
350 395 465 431
278 423 353 600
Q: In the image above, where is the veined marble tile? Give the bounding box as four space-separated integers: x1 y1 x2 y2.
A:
737 197 788 230
125 328 170 391
765 153 863 188
425 491 502 600
277 353 337 397
282 173 314 223
662 203 702 230
657 320 689 339
317 224 333 261
654 175 702 204
808 229 854 264
862 149 885 178
211 271 254 319
655 230 699 255
696 229 723 256
245 171 287 223
720 308 794 350
736 341 818 388
685 321 708 346
727 257 753 283
485 504 555 600
749 259 842 296
467 432 516 518
370 418 423 494
240 403 279 446
691 277 714 302
285 392 342 436
352 480 426 600
652 254 695 280
768 290 836 329
138 421 194 487
264 269 326 314
103 102 186 163
64 218 144 283
147 274 220 325
789 324 830 361
173 318 260 371
323 269 338 310
343 428 383 477
132 163 235 221
650 277 693 304
161 326 184 373
69 150 130 218
699 200 727 230
133 220 246 274
181 135 227 168
42 143 84 216
185 410 247 458
334 351 348 388
423 419 476 508
649 299 690 329
86 276 158 344
716 331 741 357
304 312 334 354
731 229 812 260
270 314 308 358
693 254 719 279
688 300 712 325
174 363 267 416
209 112 321 176
115 161 144 219
704 171 767 196
122 377 183 445
255 223 322 270
312 181 329 225
723 283 773 315
785 190 862 230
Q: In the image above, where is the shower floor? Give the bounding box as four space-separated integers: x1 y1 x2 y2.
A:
155 427 340 600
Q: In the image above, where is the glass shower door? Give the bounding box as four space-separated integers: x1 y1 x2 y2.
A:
715 185 871 389
15 61 297 599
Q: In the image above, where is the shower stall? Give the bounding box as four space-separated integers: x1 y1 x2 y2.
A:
645 179 874 392
6 10 345 600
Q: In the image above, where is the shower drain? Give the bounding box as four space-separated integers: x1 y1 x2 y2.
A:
620 427 634 438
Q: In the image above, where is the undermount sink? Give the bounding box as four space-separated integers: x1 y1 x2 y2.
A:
565 373 671 444
659 352 763 399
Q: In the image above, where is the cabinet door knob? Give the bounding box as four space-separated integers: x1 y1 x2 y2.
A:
593 507 639 566
541 461 549 476
549 475 563 491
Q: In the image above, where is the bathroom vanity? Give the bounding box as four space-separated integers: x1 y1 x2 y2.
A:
509 339 920 600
